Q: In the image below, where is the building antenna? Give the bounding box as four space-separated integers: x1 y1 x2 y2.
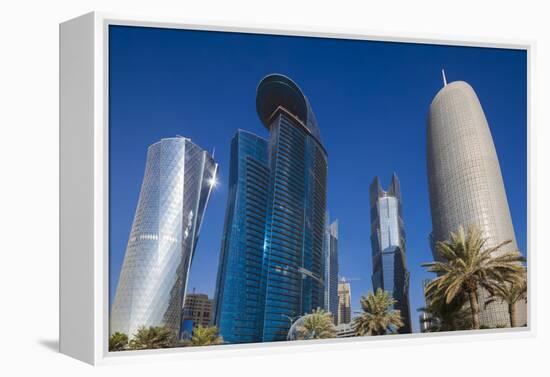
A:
212 146 216 158
442 69 448 87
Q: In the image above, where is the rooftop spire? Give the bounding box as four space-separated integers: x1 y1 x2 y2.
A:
442 69 448 87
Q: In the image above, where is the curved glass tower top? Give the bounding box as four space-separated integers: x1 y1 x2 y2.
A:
216 74 328 344
256 74 321 144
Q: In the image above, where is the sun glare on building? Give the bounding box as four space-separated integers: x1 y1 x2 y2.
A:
208 175 218 188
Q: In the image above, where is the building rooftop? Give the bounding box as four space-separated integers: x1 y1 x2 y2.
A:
256 73 321 143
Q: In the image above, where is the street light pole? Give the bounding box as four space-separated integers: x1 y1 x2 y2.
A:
281 314 300 326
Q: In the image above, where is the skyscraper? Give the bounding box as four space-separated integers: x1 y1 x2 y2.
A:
110 137 218 339
427 77 526 327
369 174 412 334
213 130 270 344
324 212 338 324
337 278 351 325
214 74 328 343
324 215 339 324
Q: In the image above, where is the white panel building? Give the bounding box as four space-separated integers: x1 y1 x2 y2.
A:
427 80 526 328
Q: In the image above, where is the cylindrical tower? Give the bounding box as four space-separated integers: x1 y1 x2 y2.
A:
110 137 217 339
427 80 522 327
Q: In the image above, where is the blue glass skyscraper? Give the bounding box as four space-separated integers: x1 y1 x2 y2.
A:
369 174 412 334
214 74 328 343
324 214 339 324
214 130 270 344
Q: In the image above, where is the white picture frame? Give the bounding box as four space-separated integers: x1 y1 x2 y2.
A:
59 11 534 365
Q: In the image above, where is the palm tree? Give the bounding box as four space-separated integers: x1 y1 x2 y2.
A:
423 225 525 329
354 288 404 336
487 271 527 328
295 308 337 340
128 326 177 350
418 293 472 332
191 326 223 346
109 332 128 351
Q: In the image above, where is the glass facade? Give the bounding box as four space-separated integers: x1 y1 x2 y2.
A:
214 130 270 344
214 74 328 343
369 174 412 334
324 215 339 324
110 137 217 339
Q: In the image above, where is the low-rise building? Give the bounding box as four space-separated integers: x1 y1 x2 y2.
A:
182 292 214 330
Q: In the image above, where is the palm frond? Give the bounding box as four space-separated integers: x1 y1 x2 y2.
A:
421 225 526 330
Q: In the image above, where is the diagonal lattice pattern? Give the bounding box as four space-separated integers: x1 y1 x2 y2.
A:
110 137 217 339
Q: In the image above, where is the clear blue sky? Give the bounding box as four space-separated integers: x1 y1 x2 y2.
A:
108 25 527 333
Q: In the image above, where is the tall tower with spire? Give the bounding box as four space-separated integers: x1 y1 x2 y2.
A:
369 173 412 334
324 214 339 324
427 77 526 327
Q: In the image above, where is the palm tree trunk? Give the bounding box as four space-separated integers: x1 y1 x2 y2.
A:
509 303 517 327
468 290 480 329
